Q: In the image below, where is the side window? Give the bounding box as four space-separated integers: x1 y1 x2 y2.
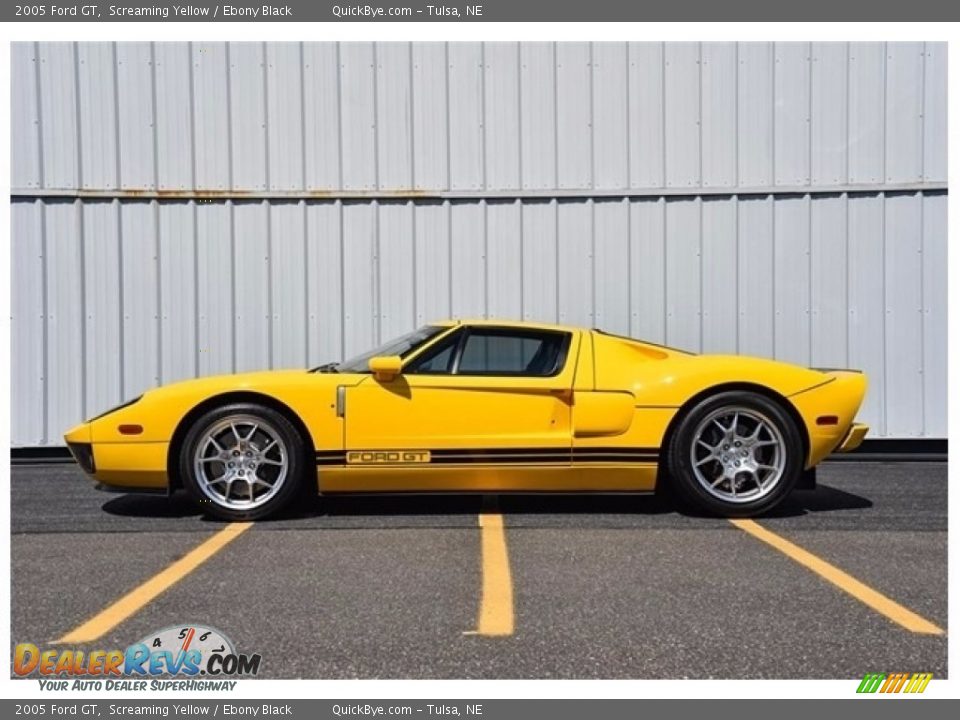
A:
405 332 460 374
456 331 569 377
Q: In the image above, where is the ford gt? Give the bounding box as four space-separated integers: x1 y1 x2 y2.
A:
65 319 868 520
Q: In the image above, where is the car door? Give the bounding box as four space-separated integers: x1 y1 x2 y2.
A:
343 327 578 462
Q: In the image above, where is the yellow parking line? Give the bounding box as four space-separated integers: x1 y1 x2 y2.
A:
56 522 252 644
730 519 944 636
473 513 515 637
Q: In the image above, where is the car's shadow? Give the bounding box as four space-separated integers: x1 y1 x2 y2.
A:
100 484 872 522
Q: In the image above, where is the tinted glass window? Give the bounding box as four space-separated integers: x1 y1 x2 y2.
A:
335 325 446 373
406 334 459 374
457 331 567 376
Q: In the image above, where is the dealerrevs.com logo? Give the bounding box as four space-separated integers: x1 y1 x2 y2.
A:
14 624 261 691
856 673 933 694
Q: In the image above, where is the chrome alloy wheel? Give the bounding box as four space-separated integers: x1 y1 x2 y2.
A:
192 414 289 511
689 406 786 503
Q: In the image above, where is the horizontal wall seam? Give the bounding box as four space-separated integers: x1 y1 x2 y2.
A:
10 182 948 203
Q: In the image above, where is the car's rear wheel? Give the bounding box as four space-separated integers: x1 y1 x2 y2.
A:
180 403 306 521
666 391 803 517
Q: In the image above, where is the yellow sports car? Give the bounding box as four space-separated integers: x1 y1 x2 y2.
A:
65 319 868 520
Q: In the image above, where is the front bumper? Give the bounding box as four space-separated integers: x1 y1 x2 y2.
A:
836 423 869 453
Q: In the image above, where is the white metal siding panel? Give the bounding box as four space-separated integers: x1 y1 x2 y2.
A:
116 43 156 189
158 202 197 385
629 198 666 342
810 42 848 186
664 43 700 188
700 43 737 189
847 194 886 434
306 202 344 362
192 43 231 191
267 43 306 192
737 43 774 188
486 201 523 319
521 200 558 321
411 43 449 191
450 201 486 317
885 42 924 183
270 202 308 368
37 43 79 190
556 42 593 190
196 202 234 376
83 201 122 418
557 200 593 327
883 193 924 436
774 43 811 187
339 44 377 191
11 43 42 190
737 196 774 358
773 195 811 365
665 197 701 351
76 43 119 191
44 202 84 442
810 194 848 368
120 202 160 397
847 42 885 185
377 202 415 338
593 199 630 334
233 202 270 371
591 43 628 190
519 43 557 190
154 42 193 190
303 43 342 191
627 42 665 189
375 43 414 191
448 43 485 191
342 202 378 356
484 43 522 191
922 43 947 183
11 201 45 445
921 192 947 436
413 201 452 323
229 43 268 191
700 197 738 353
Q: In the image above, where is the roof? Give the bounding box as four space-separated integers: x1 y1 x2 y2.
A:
427 318 588 334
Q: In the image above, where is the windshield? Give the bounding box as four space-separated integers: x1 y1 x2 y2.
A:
334 325 448 373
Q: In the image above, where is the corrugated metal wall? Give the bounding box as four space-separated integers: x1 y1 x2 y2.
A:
10 41 948 446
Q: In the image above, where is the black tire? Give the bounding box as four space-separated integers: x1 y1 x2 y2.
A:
666 391 803 517
179 402 307 521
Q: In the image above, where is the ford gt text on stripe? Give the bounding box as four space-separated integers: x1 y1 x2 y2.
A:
64 320 869 520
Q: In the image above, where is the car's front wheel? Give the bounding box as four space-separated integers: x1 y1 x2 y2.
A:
666 391 803 517
180 403 306 521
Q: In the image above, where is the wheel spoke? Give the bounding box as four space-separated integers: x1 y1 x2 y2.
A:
691 405 786 504
194 414 291 510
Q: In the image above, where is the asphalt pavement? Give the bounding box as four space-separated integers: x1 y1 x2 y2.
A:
10 462 947 679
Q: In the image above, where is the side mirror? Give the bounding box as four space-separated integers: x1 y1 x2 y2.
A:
369 355 403 382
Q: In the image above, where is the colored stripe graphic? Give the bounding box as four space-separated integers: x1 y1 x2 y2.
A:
856 673 933 693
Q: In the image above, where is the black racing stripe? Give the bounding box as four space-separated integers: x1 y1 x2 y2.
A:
573 447 658 455
429 447 566 457
315 447 659 466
